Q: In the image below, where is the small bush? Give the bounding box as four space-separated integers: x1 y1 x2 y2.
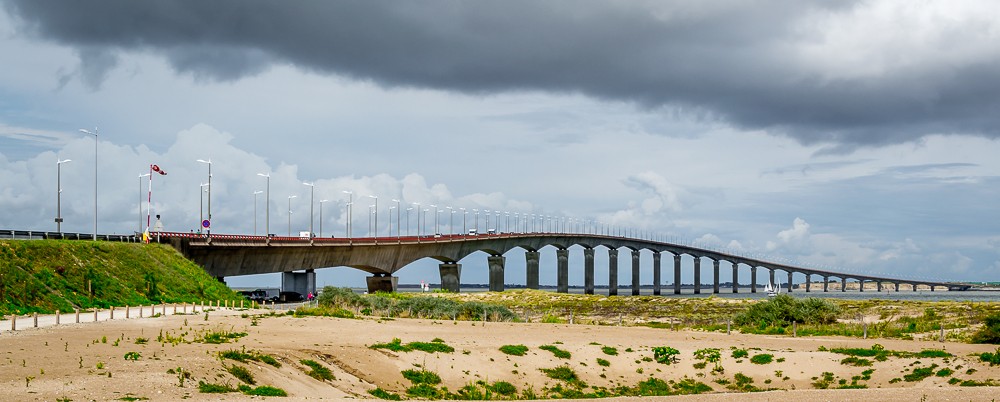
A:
971 313 1000 344
731 348 749 359
198 381 236 393
499 344 528 356
978 348 1000 366
653 346 679 365
840 356 872 366
124 351 141 361
903 364 938 382
540 365 586 388
300 359 334 381
242 385 287 397
370 338 454 353
227 365 255 385
401 369 441 385
750 354 773 365
491 381 517 396
539 345 571 359
596 358 610 367
368 387 402 400
601 346 618 356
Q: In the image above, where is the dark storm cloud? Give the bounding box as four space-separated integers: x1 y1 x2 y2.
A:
5 0 1000 147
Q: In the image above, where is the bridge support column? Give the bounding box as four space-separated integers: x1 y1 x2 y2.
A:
877 281 883 292
750 267 757 293
525 251 540 290
859 279 865 292
366 274 398 293
281 270 316 297
894 282 900 292
769 269 775 288
609 248 619 296
584 248 595 295
652 252 661 295
930 285 936 292
631 249 641 295
439 263 462 293
787 271 793 293
805 274 811 292
693 257 701 294
488 255 505 292
712 260 720 294
841 277 847 292
673 254 682 294
732 262 739 293
557 249 569 293
823 276 829 292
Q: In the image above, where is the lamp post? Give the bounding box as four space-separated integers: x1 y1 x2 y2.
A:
473 209 479 233
253 190 263 235
342 191 353 238
388 206 395 239
287 195 297 236
55 159 72 233
422 209 428 236
460 208 467 234
257 173 270 238
199 183 209 233
136 172 148 234
391 199 401 238
484 210 491 233
196 159 212 231
368 195 378 237
78 128 98 240
446 206 454 235
412 202 421 236
303 182 315 237
318 199 329 237
430 205 438 235
406 207 413 236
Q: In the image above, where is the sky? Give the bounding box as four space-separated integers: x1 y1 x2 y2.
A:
1 0 998 288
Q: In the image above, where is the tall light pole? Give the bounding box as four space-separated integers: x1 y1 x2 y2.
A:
257 173 270 237
199 183 209 233
460 208 467 234
78 128 98 240
391 199 401 238
196 159 212 232
253 190 263 235
388 206 396 238
368 195 378 237
412 202 421 236
484 210 491 233
318 199 329 237
303 182 315 237
429 204 438 235
342 191 353 238
473 209 479 233
406 207 413 236
136 172 148 234
287 195 297 236
446 206 454 235
55 159 72 233
422 208 428 236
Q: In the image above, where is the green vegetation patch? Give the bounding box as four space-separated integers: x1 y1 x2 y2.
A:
750 354 774 365
369 338 454 353
540 365 587 388
368 387 402 400
733 295 839 330
197 328 248 344
653 346 679 365
313 286 517 321
239 385 288 397
198 381 236 393
227 365 255 385
596 358 610 367
300 359 335 381
971 313 1000 344
840 356 873 366
979 347 1000 366
219 349 281 368
401 369 442 385
539 344 571 359
499 344 528 356
903 364 939 382
601 346 618 355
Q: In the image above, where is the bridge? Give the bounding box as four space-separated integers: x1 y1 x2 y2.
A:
1 229 969 296
146 230 968 296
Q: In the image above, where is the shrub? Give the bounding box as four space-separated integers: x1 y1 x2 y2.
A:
124 351 141 361
978 348 1000 366
840 356 872 366
499 344 528 356
903 364 938 382
596 358 610 367
750 354 773 365
406 383 445 399
653 346 679 365
300 359 334 381
370 338 454 353
539 345 571 359
731 348 749 359
733 295 839 328
220 349 281 368
401 369 441 385
601 346 618 356
368 387 402 400
241 385 287 397
226 365 255 385
198 381 236 393
540 366 586 388
971 313 1000 344
491 381 517 396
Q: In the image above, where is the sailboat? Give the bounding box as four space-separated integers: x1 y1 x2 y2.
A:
765 279 780 297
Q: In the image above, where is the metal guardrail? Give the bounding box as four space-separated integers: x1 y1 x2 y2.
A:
0 229 140 243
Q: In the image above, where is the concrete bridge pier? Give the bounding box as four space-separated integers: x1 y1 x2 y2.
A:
652 252 661 295
823 276 829 292
859 279 865 292
439 263 462 293
693 257 702 294
673 254 682 294
366 274 398 293
712 260 720 294
631 249 641 295
584 248 595 295
750 267 757 293
894 282 900 292
525 251 540 290
930 285 936 292
488 255 505 292
609 248 619 296
732 262 739 293
805 274 811 292
769 269 775 288
281 269 316 297
787 271 793 293
557 249 569 293
841 277 847 292
876 281 883 292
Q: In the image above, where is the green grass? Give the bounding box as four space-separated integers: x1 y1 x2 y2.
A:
840 356 873 366
601 346 618 355
300 359 334 381
539 344 571 359
227 365 255 385
219 349 281 368
198 381 236 393
0 240 245 315
198 328 248 344
239 385 288 397
540 365 586 388
750 354 774 365
369 338 454 353
401 369 442 385
499 344 529 356
903 364 939 382
368 387 402 400
596 358 610 367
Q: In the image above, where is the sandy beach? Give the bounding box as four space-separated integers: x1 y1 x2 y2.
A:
2 307 999 401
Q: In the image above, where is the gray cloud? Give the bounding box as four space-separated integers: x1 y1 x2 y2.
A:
5 0 1000 148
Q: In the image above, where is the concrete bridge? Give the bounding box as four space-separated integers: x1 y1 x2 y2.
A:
157 231 968 296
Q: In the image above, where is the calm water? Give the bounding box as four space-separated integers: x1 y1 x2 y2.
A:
353 286 1000 302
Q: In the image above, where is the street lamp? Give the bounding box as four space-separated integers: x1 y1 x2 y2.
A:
473 209 479 233
389 206 396 238
200 183 209 233
287 195 297 236
136 172 149 234
430 205 438 235
446 206 454 235
55 159 72 233
412 202 421 236
303 182 315 237
196 159 212 232
368 195 378 237
78 127 98 240
342 191 353 238
484 210 491 233
422 208 428 236
391 199 401 238
253 190 263 235
406 207 413 236
257 173 270 238
460 208 467 234
318 199 329 237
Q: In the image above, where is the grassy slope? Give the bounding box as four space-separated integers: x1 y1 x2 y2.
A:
0 240 242 315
